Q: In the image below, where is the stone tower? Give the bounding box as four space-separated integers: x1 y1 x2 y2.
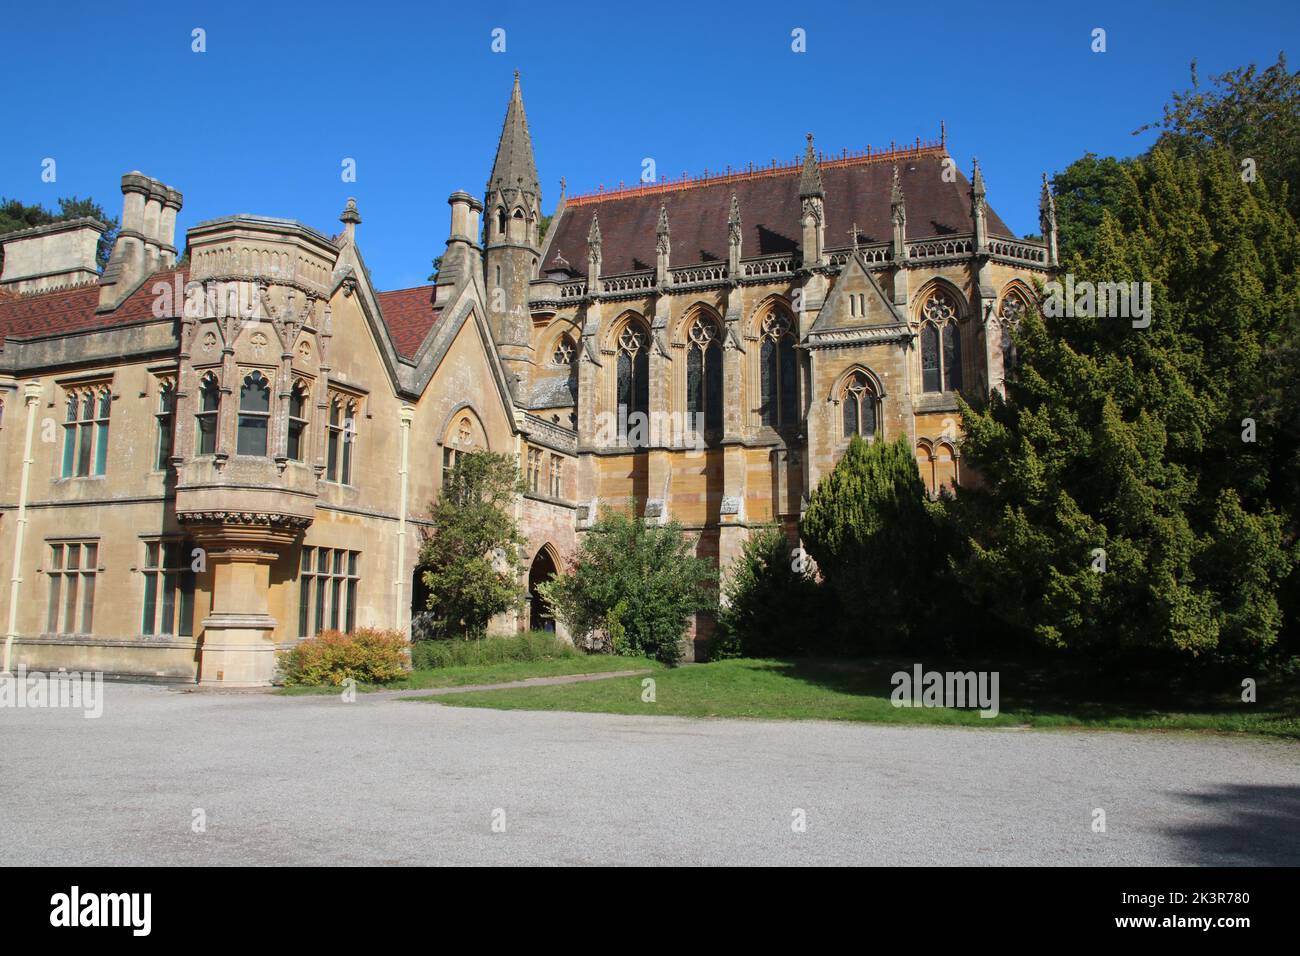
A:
484 71 542 398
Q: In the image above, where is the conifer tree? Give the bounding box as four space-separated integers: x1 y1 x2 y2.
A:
954 147 1299 662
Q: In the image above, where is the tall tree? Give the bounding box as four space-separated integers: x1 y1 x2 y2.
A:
539 507 716 666
801 434 946 650
416 450 524 639
1136 53 1300 218
954 147 1299 663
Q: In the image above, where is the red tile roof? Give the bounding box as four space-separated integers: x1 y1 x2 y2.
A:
0 268 189 347
547 146 1017 276
375 285 441 359
0 269 443 362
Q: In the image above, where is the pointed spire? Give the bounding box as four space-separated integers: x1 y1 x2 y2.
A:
799 132 824 198
727 191 743 274
488 71 540 200
1040 172 1059 267
970 158 988 254
587 211 602 288
656 202 671 284
890 166 907 262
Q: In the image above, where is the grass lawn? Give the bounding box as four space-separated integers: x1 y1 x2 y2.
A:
425 657 1300 739
278 655 655 696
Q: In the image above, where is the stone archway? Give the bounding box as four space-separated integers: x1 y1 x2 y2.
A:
528 546 559 632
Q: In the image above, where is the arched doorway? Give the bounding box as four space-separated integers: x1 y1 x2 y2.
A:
528 547 558 632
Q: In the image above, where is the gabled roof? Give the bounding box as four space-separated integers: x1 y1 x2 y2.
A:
546 147 1016 276
374 285 442 360
0 268 188 347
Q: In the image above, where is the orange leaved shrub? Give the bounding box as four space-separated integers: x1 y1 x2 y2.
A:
278 628 411 686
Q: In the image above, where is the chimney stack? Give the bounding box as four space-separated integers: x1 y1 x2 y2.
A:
435 191 483 306
98 171 183 311
0 218 107 294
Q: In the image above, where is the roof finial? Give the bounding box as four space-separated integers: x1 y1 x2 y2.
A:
799 132 824 198
940 119 946 147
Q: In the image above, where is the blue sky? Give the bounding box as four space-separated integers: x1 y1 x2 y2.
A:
2 0 1296 290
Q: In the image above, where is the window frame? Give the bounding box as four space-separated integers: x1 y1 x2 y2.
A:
60 385 112 478
298 546 362 638
45 539 99 636
141 538 197 637
236 370 272 457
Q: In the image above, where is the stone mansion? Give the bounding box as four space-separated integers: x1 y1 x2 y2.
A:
0 75 1055 684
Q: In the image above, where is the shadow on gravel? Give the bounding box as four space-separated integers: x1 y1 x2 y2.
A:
1165 784 1300 865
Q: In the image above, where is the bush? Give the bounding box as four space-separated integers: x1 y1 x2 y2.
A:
801 434 947 651
278 628 411 686
712 526 824 660
409 630 581 669
538 508 716 666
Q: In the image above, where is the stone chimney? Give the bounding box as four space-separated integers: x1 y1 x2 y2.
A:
0 218 107 294
435 190 483 306
98 171 184 312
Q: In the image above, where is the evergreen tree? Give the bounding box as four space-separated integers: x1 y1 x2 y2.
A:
954 147 1299 662
800 434 943 650
712 526 821 659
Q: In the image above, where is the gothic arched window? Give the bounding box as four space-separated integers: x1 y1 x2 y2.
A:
287 381 309 462
686 317 723 435
616 321 649 429
998 290 1028 382
841 371 877 439
760 310 798 428
237 371 271 456
920 290 963 393
196 374 220 455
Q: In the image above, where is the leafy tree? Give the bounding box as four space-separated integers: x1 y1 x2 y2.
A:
800 434 945 650
539 507 716 666
0 196 119 274
1049 154 1138 263
1136 53 1300 218
416 450 524 639
711 525 821 659
954 147 1298 663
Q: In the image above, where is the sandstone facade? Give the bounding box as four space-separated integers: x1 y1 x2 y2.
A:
0 77 1053 681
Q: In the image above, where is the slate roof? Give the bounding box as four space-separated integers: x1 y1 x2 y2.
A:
545 147 1016 276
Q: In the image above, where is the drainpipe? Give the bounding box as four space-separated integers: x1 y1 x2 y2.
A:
4 382 43 674
394 405 414 632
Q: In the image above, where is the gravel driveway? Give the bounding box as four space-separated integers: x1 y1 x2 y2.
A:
2 682 1298 865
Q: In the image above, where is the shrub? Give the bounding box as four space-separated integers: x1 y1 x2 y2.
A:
712 526 823 660
409 630 581 669
801 434 946 651
278 628 410 686
538 508 716 666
